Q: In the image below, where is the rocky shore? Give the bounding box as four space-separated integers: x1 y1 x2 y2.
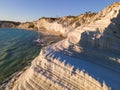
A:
1 2 120 90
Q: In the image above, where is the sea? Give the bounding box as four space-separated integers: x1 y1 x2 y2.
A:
0 28 41 83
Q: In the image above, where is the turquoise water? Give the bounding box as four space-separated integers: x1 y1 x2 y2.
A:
0 28 41 84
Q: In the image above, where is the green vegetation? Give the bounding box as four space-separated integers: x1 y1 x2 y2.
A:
66 15 76 18
28 23 35 28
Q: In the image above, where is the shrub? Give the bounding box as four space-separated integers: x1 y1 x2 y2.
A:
28 23 35 28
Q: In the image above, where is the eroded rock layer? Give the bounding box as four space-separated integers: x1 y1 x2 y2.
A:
6 50 109 90
2 2 120 90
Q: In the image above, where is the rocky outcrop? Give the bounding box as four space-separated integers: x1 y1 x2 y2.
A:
5 50 109 90
0 21 20 28
17 13 97 36
2 2 120 90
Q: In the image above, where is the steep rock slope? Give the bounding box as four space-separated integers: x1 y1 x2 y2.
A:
3 2 120 90
66 2 120 60
0 21 20 28
5 50 109 90
17 13 97 36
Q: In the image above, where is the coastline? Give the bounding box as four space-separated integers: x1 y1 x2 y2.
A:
1 2 120 90
0 28 64 89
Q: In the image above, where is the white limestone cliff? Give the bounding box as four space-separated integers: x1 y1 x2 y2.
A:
17 12 97 36
2 2 120 90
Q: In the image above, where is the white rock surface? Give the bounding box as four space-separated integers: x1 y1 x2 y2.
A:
4 2 120 90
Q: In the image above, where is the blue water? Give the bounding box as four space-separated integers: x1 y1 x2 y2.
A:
0 28 41 83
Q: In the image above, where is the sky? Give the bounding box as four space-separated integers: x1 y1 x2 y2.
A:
0 0 119 22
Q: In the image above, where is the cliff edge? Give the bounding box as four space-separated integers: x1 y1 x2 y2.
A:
1 2 120 90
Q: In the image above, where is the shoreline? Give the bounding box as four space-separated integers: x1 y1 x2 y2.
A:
0 28 64 89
